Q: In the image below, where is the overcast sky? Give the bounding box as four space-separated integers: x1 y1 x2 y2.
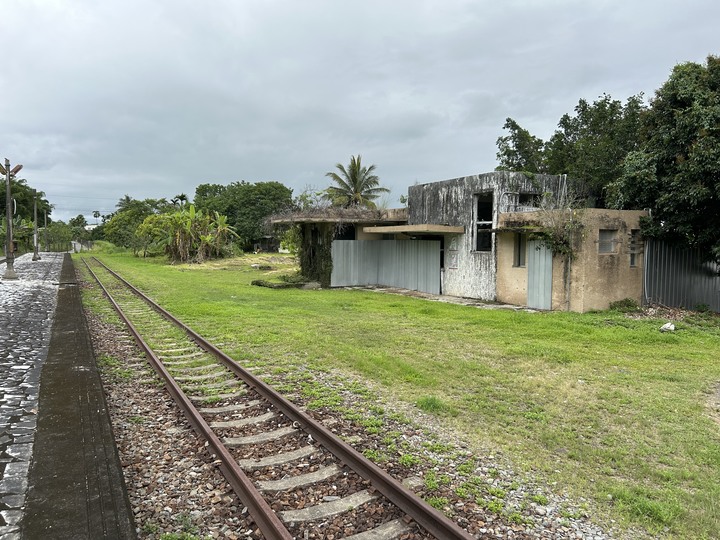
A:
1 0 718 222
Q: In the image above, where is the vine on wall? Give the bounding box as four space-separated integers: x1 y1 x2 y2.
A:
528 190 585 260
529 212 584 260
299 223 334 287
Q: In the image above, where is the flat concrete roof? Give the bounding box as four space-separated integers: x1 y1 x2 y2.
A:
362 224 465 234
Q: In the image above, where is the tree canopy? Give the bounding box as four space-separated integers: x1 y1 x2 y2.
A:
103 197 164 252
193 181 293 250
496 94 645 206
607 55 720 262
136 205 237 262
0 178 52 222
324 155 389 208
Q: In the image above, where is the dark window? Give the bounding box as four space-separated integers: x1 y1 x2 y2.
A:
335 225 356 240
518 193 539 208
474 192 494 252
476 224 492 251
514 233 527 267
476 193 493 221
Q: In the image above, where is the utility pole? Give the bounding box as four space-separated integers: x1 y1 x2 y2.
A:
32 189 41 261
44 210 48 251
2 158 23 280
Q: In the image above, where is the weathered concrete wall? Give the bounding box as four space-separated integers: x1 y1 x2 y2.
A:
495 232 528 306
443 238 496 299
356 227 382 240
567 209 646 312
409 172 564 301
408 172 563 225
496 209 646 312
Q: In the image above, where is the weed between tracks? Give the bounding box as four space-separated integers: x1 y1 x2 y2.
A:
76 252 720 539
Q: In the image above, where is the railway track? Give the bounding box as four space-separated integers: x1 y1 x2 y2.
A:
83 257 475 540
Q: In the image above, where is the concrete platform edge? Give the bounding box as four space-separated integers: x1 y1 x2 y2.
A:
22 254 136 539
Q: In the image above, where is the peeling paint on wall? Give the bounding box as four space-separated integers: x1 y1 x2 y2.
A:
408 172 564 301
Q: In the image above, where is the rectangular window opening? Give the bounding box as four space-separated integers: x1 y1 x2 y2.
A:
514 232 527 267
518 193 539 209
474 192 494 252
629 229 642 267
598 229 618 254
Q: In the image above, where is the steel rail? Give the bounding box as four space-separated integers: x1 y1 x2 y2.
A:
83 258 292 540
91 257 475 540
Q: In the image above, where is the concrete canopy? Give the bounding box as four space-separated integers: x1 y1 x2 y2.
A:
362 224 465 234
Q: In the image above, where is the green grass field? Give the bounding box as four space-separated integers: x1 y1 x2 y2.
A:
79 251 720 539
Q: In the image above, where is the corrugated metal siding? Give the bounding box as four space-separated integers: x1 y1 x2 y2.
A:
331 240 440 294
645 240 720 312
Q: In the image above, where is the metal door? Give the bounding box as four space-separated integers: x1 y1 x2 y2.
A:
527 240 552 309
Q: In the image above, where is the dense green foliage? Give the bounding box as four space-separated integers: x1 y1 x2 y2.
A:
607 55 720 262
496 95 645 206
68 214 90 243
495 118 546 174
103 198 159 252
298 223 333 286
193 181 293 250
0 177 52 222
135 206 237 262
324 154 389 208
44 220 72 251
0 217 34 252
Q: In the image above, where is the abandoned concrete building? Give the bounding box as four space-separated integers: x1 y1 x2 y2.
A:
279 171 647 312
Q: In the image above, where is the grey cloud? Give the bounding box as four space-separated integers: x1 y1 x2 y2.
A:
1 0 718 221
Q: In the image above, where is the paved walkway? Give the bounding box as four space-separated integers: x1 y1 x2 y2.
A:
0 253 135 539
0 253 63 538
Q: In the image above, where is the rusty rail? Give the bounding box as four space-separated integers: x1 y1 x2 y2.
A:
88 257 475 540
83 258 292 540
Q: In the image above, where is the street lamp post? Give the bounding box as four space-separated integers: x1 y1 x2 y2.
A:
2 158 23 280
32 189 41 261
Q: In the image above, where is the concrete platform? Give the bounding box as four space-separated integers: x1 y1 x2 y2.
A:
1 253 136 539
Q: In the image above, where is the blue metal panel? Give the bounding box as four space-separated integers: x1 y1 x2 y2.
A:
331 240 440 294
527 240 552 309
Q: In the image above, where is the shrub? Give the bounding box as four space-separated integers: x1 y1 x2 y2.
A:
609 298 641 313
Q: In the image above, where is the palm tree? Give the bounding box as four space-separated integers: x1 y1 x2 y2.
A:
325 155 389 208
171 193 189 208
116 195 134 211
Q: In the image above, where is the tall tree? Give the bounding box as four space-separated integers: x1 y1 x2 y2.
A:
324 155 389 208
193 181 293 250
171 193 189 208
104 198 156 251
495 118 547 173
545 94 645 206
193 183 228 214
608 55 720 262
0 178 52 222
68 214 89 243
495 95 645 206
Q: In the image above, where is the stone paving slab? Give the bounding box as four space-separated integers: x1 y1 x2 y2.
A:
0 252 64 539
1 253 136 539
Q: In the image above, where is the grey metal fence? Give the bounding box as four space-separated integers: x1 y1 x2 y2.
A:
644 240 720 312
331 240 441 294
